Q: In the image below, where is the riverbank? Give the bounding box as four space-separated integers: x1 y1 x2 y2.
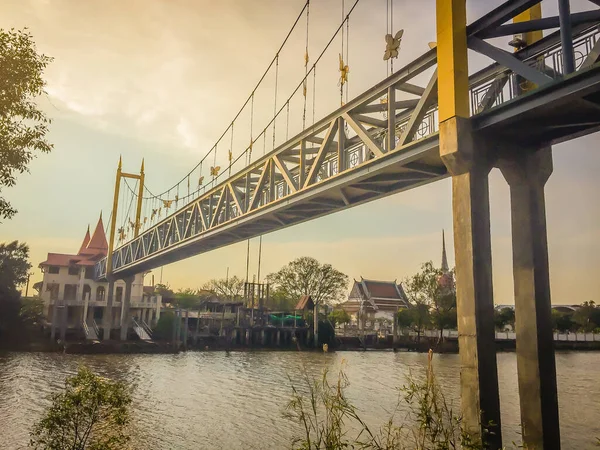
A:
3 334 600 354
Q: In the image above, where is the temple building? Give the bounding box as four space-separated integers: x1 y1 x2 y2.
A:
38 214 161 340
340 278 410 327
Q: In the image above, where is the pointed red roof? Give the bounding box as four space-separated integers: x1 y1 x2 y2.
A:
78 225 91 255
86 213 108 255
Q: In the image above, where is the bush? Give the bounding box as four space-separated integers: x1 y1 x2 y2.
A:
30 366 132 449
285 351 487 449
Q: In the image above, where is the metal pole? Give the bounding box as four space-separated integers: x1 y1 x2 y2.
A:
558 0 575 74
257 235 263 283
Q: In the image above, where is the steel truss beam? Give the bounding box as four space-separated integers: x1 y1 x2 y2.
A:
95 5 600 280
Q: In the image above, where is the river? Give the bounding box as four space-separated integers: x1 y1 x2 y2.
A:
0 350 598 449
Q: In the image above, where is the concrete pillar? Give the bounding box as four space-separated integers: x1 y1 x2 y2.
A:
103 279 115 340
50 304 57 341
313 302 319 348
436 0 501 446
498 147 560 450
183 310 189 349
440 118 501 447
195 312 201 344
59 303 67 341
276 330 281 346
83 293 89 327
120 277 134 341
392 307 399 346
245 328 251 345
260 329 266 346
171 309 178 344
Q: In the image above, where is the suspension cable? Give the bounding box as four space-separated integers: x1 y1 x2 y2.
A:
142 0 310 199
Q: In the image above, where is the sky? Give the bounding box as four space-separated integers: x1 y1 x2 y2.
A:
1 0 599 304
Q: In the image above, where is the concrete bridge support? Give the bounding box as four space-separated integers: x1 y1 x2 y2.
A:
119 276 134 341
103 279 115 340
437 0 501 447
498 147 560 450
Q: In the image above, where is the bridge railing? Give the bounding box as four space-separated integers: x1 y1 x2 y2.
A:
95 23 600 280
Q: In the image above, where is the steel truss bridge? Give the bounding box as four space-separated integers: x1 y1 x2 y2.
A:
96 1 600 281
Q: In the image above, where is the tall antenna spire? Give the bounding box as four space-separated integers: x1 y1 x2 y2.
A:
441 229 449 272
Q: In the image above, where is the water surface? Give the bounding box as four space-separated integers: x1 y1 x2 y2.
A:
0 351 598 449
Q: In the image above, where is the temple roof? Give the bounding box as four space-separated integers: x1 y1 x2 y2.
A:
78 225 91 255
86 214 108 255
39 213 108 269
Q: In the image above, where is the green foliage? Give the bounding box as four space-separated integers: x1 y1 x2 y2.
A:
153 310 175 340
0 240 31 301
153 283 174 298
404 262 456 338
328 309 351 327
494 307 515 331
266 256 349 306
202 275 244 301
573 301 600 332
172 289 202 309
19 296 44 326
265 286 297 310
551 310 576 332
29 366 131 450
397 304 431 338
1 28 53 220
285 354 486 449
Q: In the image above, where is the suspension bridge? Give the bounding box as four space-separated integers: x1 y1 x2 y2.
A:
91 1 600 449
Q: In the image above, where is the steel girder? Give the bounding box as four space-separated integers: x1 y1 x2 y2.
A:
95 9 600 281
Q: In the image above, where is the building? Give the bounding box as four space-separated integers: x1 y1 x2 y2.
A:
340 278 410 327
39 214 161 339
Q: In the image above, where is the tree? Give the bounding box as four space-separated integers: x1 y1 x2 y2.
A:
0 240 31 301
153 283 174 299
153 310 175 340
265 286 297 311
1 28 53 220
266 257 348 306
328 309 351 327
30 366 131 450
202 275 244 301
172 289 202 309
404 261 456 339
551 310 575 333
573 301 600 332
494 307 515 331
397 303 430 341
19 296 44 326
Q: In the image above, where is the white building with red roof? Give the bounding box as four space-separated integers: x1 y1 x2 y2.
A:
39 214 160 340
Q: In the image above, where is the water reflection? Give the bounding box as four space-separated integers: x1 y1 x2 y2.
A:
0 351 598 449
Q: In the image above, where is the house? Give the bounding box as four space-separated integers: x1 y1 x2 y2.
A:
38 214 161 338
340 278 410 327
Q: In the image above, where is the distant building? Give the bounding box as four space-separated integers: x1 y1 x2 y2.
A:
340 278 410 326
38 214 160 337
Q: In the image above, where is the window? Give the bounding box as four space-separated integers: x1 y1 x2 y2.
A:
68 266 79 276
96 286 105 301
84 267 94 280
64 284 77 301
46 283 59 300
82 284 92 301
48 266 60 274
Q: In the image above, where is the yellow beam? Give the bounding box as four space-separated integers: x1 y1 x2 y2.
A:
107 157 122 275
514 5 543 92
121 172 141 180
514 4 543 46
134 159 145 237
436 0 469 122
